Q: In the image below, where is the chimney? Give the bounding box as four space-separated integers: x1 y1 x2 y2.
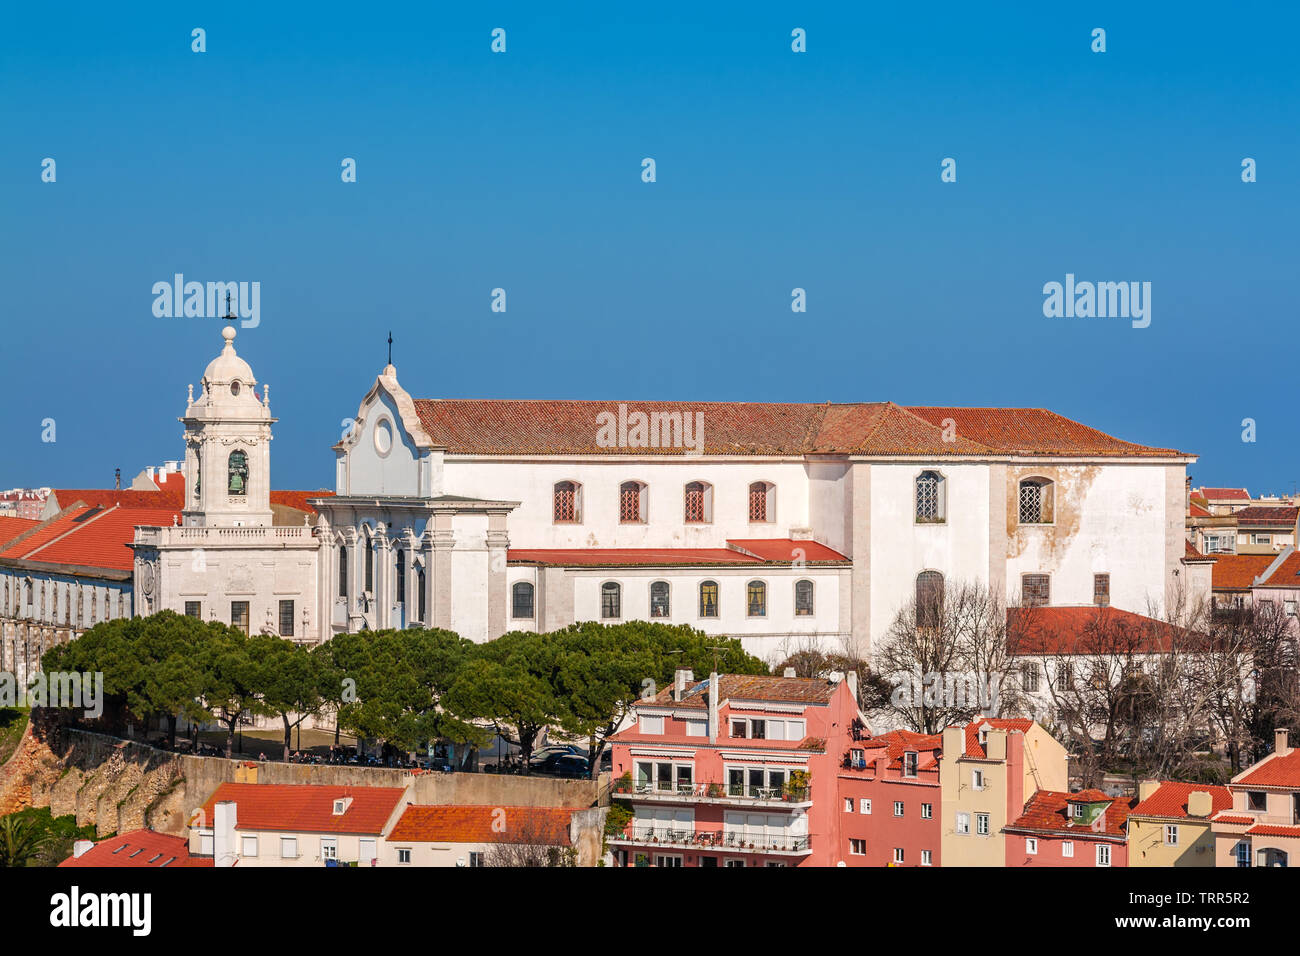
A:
673 668 693 702
707 671 719 744
114 468 121 490
72 839 95 858
941 725 963 761
1187 791 1213 818
1138 779 1160 803
213 800 238 867
1276 728 1291 757
783 667 796 678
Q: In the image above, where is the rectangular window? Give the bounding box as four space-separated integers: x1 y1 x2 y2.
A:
1248 791 1267 811
1021 663 1040 693
184 601 202 618
338 547 348 597
1062 841 1074 858
903 752 918 777
241 835 258 858
956 812 970 835
320 838 338 861
1022 574 1050 607
640 715 664 735
893 801 904 817
1096 844 1111 867
844 798 854 813
1253 533 1272 545
699 581 719 618
469 851 484 868
921 803 932 819
972 769 984 790
849 839 866 856
1093 573 1110 606
748 719 765 740
230 601 250 635
1026 837 1038 855
1235 841 1250 867
281 837 298 859
921 849 932 866
893 847 904 864
279 599 295 637
397 848 411 864
1164 825 1179 846
512 584 534 619
685 718 707 737
976 813 990 836
860 799 872 814
730 720 747 739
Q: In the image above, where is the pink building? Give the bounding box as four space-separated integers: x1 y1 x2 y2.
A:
1003 790 1134 867
607 669 866 867
838 729 942 867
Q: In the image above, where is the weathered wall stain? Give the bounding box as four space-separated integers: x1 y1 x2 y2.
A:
1005 464 1102 565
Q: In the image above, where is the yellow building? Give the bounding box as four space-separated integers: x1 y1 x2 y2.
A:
1127 780 1230 867
939 718 1068 867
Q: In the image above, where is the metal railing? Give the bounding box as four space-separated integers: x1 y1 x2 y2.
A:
613 780 810 803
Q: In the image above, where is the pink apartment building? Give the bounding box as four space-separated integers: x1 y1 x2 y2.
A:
1003 790 1134 867
1212 729 1300 867
607 669 867 867
838 729 943 867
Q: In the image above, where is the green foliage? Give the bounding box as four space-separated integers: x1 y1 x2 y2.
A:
604 799 633 838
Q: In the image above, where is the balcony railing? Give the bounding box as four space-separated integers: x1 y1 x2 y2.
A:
612 779 811 805
615 825 812 854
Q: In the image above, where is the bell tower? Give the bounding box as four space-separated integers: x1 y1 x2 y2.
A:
181 320 276 527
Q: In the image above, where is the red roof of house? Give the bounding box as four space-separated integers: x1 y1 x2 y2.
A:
0 505 182 573
1234 506 1299 528
1188 502 1212 518
1212 553 1279 591
508 538 848 567
1185 540 1211 560
1131 781 1232 819
0 516 39 548
961 718 1034 758
1256 551 1300 588
1009 605 1191 655
198 783 406 835
1197 488 1251 501
1246 824 1300 837
1236 747 1300 789
385 805 575 845
409 400 1185 458
50 488 185 510
636 673 842 711
1007 789 1135 838
59 828 212 868
861 729 942 771
1213 814 1255 825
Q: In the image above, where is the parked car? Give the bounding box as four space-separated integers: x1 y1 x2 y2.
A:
552 754 590 778
528 745 580 770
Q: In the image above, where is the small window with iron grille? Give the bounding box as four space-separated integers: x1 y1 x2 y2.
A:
915 471 945 523
1094 573 1110 606
684 481 711 523
748 482 772 522
279 600 295 637
1018 477 1054 524
512 582 534 619
553 481 580 523
619 482 646 523
1022 573 1050 607
794 580 814 616
184 601 202 619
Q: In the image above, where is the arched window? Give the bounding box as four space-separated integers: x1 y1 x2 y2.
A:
619 481 647 524
795 580 814 616
416 565 426 622
916 571 944 627
395 549 405 604
684 481 713 524
364 531 374 593
748 482 774 523
915 471 946 523
512 581 535 619
699 581 719 618
1018 477 1054 524
747 580 767 617
650 581 671 618
553 481 582 523
338 545 348 598
227 450 248 496
601 582 622 619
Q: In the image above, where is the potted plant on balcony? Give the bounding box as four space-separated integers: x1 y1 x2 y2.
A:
614 771 633 795
783 770 809 802
707 782 724 798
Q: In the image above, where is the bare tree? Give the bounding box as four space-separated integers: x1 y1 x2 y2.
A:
482 810 577 868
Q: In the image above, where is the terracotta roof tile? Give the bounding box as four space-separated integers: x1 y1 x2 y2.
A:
962 718 1033 758
1006 790 1134 838
1131 782 1232 819
1009 606 1192 656
1197 488 1251 501
198 783 406 835
0 505 181 573
1212 553 1278 591
637 674 841 710
0 516 39 548
408 400 1186 458
1234 506 1298 527
386 805 574 845
59 829 211 868
1236 748 1300 789
1245 824 1300 837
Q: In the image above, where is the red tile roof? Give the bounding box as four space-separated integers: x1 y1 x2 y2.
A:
1006 789 1134 838
961 718 1034 758
1131 782 1232 819
861 729 942 771
0 505 182 573
385 805 575 845
1236 747 1300 789
1009 605 1192 656
1188 503 1212 518
0 516 39 548
1197 488 1251 501
409 400 1186 458
59 829 212 868
50 488 185 510
271 489 334 516
1246 824 1300 837
508 538 848 567
1184 540 1211 560
1213 814 1255 825
1256 551 1300 588
637 673 842 710
1234 506 1299 528
1212 553 1278 591
198 783 406 835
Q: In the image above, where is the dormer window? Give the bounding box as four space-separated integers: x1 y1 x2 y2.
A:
333 797 353 815
903 751 918 777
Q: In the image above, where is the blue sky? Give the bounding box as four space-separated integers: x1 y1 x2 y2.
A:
3 2 1297 493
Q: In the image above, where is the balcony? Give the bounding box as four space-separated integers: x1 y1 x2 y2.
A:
610 825 813 856
612 779 812 809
